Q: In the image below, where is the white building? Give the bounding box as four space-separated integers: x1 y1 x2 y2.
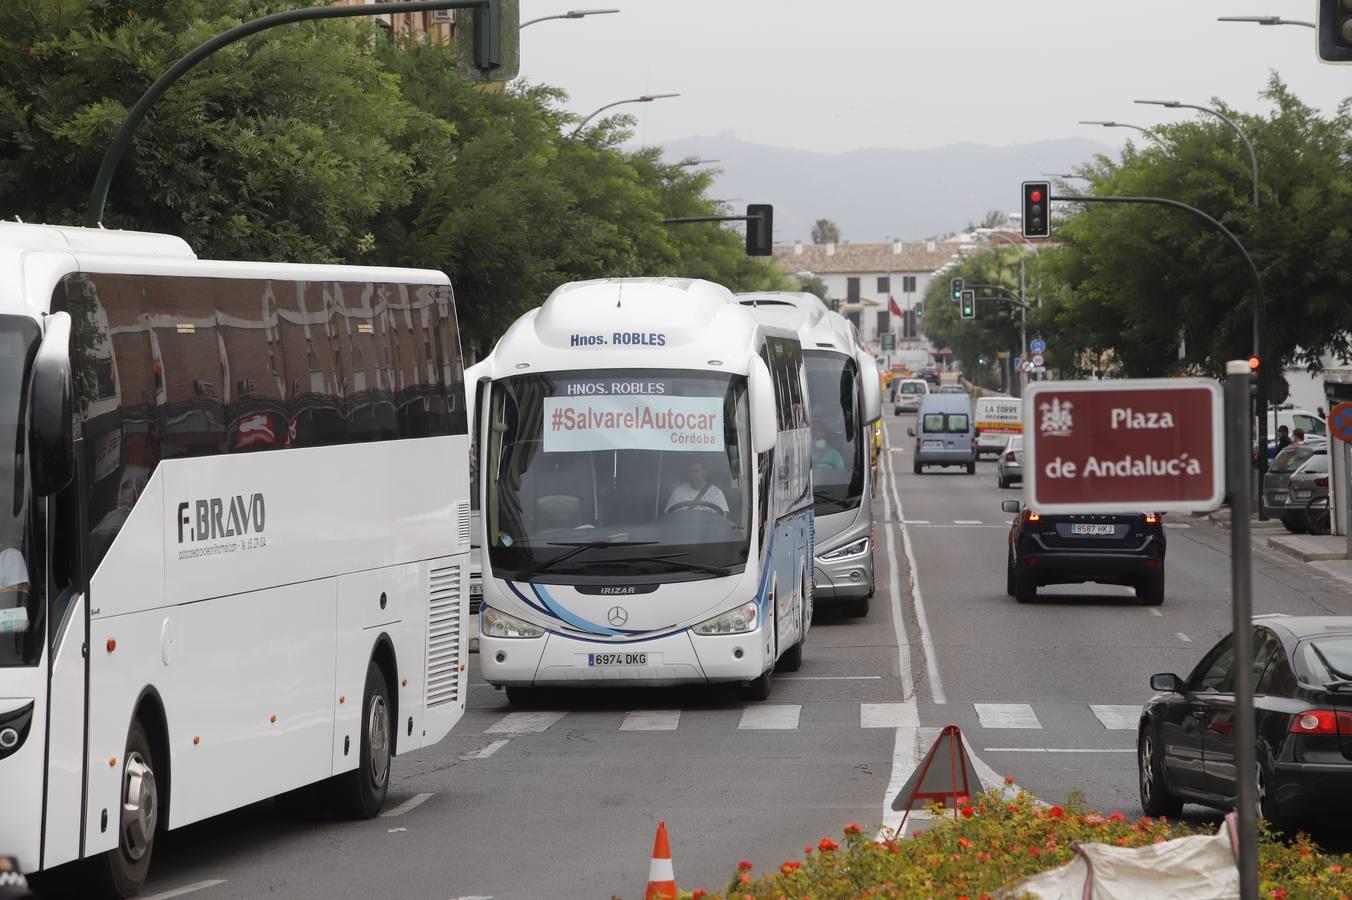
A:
772 240 963 352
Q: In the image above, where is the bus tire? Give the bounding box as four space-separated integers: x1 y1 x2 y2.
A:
94 717 158 898
746 666 773 701
847 596 870 617
335 662 392 819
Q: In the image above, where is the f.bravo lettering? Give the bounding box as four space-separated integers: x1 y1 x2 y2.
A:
177 493 266 543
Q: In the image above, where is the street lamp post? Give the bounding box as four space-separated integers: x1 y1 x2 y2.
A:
1136 98 1268 512
675 158 720 167
1079 119 1157 139
1216 15 1315 28
520 8 619 28
569 92 679 137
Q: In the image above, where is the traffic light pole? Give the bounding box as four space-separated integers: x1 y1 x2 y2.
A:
85 0 497 229
1053 194 1269 516
663 205 774 256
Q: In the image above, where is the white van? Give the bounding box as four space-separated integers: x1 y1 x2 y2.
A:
974 395 1023 458
892 378 930 415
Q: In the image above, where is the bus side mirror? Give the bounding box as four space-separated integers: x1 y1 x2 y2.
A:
31 312 74 497
749 358 778 453
857 352 882 423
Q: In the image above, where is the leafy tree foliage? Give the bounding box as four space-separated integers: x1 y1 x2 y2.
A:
811 218 840 244
920 247 1029 390
1036 75 1352 377
0 0 786 352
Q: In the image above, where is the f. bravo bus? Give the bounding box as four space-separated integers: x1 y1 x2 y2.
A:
0 223 471 895
737 293 881 616
471 278 812 702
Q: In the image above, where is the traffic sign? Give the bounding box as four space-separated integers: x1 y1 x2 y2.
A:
1024 378 1224 513
1331 402 1352 444
1031 353 1045 367
1030 339 1046 354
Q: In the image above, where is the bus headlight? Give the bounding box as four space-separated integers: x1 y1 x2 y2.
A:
481 606 545 639
819 537 868 562
693 602 759 636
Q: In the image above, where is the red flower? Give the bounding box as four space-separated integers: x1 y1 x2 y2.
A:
1298 847 1312 857
1082 814 1106 826
804 846 813 854
1028 846 1040 857
818 837 839 852
737 860 753 871
958 837 972 849
691 891 708 899
1047 805 1066 819
738 872 750 885
1004 775 1016 785
957 795 970 805
1108 811 1127 822
780 861 801 875
1331 864 1344 874
961 805 975 818
844 823 862 835
976 852 990 862
1271 890 1288 900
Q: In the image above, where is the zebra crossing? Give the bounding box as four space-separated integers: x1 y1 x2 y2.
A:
466 701 1143 738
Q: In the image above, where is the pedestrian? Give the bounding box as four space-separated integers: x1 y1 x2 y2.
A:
1292 427 1306 446
1275 425 1292 453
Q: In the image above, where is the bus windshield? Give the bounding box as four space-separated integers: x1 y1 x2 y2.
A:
485 369 751 583
0 316 41 667
804 351 864 516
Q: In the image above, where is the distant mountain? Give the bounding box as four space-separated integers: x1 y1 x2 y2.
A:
659 134 1115 243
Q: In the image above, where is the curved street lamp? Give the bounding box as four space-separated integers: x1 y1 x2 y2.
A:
569 92 680 138
1135 99 1259 208
1216 15 1315 28
1079 119 1157 139
520 8 619 29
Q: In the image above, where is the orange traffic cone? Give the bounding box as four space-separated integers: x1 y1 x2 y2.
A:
644 820 677 900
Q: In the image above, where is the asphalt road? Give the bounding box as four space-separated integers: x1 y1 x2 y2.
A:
38 409 1352 900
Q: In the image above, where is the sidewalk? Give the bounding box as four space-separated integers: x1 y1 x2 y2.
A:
1202 506 1352 587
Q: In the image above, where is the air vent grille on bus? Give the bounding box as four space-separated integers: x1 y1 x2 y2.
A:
457 502 471 546
426 564 462 708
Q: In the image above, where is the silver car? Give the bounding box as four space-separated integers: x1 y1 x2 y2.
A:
1264 440 1327 529
997 434 1024 489
1286 451 1331 534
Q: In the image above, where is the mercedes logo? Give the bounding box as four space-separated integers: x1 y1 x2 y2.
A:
607 606 629 626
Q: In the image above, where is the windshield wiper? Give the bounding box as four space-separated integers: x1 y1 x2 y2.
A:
594 552 733 578
518 540 658 581
1323 679 1352 691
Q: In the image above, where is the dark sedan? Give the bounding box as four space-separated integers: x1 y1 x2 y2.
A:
1138 617 1352 829
1001 501 1166 605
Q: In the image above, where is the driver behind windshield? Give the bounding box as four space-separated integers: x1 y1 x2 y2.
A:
665 460 728 515
812 426 845 469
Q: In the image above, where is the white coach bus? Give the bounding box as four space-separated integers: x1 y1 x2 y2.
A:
473 278 812 703
737 293 881 616
0 223 470 895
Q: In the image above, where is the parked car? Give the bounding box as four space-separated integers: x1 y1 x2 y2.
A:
1000 500 1167 605
1288 451 1331 535
997 435 1024 489
1137 617 1352 829
910 394 977 474
892 378 930 415
1263 441 1327 529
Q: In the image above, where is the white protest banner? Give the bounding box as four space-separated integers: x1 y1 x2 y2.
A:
543 395 724 453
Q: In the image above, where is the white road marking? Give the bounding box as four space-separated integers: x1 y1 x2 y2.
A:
888 460 946 704
460 739 509 760
485 712 566 735
737 704 801 730
1164 523 1191 529
779 675 883 681
1149 609 1164 617
984 747 1134 754
1090 705 1142 731
879 444 916 702
140 881 227 900
1175 632 1193 643
861 702 921 728
620 710 681 731
380 792 433 818
878 711 920 839
974 703 1042 729
953 519 983 525
903 519 931 525
387 827 407 833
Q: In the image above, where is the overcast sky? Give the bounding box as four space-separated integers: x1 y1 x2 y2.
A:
519 0 1352 154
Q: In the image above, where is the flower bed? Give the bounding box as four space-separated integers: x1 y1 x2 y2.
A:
680 789 1352 899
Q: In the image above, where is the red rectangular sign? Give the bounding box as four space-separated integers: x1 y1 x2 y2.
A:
1024 378 1224 513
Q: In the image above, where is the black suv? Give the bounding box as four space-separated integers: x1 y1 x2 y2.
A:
1000 500 1167 605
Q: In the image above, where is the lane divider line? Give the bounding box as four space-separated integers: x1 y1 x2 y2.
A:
888 458 946 705
1175 632 1193 643
460 739 510 760
380 792 434 818
139 880 228 900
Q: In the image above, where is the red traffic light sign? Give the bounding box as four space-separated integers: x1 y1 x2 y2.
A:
1331 402 1352 444
1024 378 1224 513
1021 180 1051 239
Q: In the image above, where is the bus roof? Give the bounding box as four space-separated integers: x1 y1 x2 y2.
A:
737 291 861 357
488 277 775 376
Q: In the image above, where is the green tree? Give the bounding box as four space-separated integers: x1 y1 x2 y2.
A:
1037 75 1352 377
811 218 840 244
921 248 1029 390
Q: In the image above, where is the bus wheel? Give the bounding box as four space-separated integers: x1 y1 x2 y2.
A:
97 718 158 897
746 666 773 701
336 662 391 819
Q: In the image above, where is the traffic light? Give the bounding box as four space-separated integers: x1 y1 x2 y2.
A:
1318 0 1352 63
1021 181 1051 239
914 302 925 319
950 277 964 300
960 289 976 319
1248 355 1260 371
455 0 521 82
745 204 774 256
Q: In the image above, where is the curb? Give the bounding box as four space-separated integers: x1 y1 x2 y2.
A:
1266 537 1348 563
